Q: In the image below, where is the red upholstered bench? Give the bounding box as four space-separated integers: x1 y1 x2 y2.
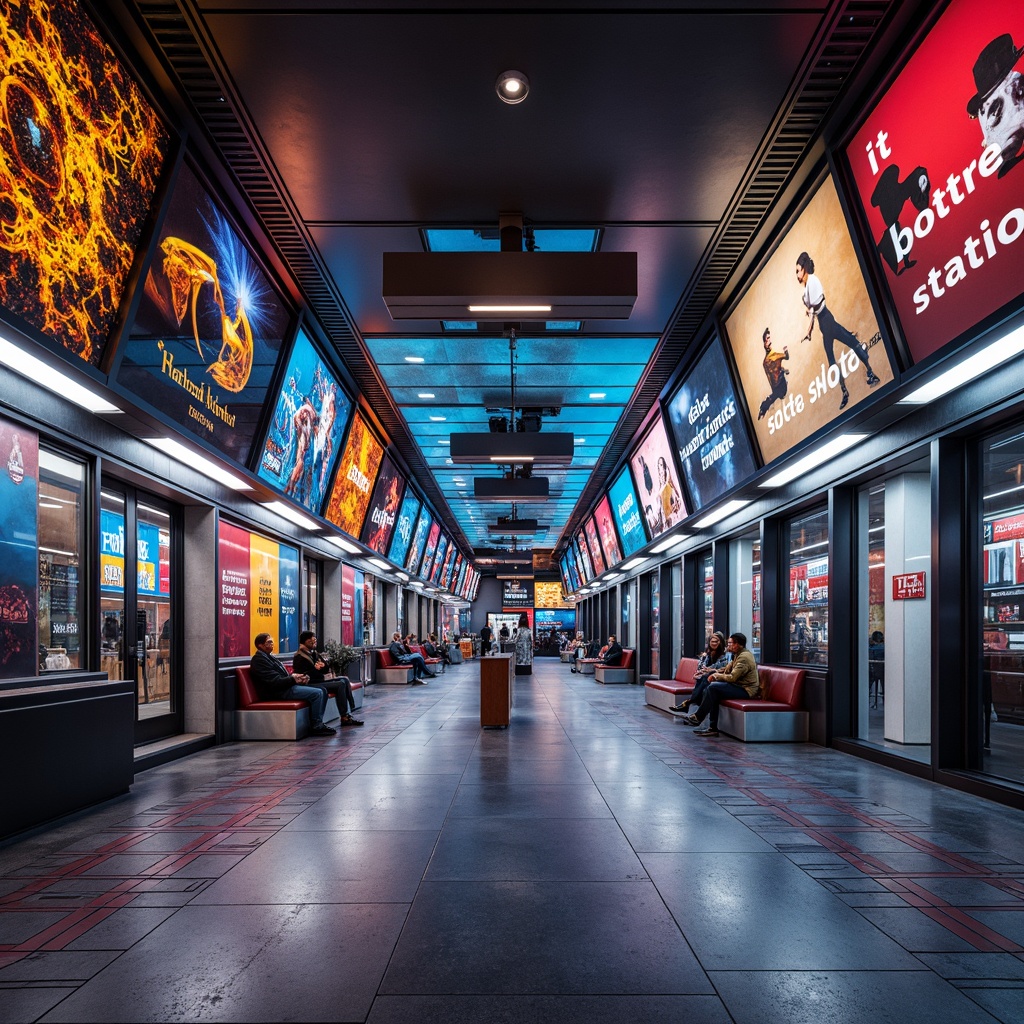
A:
411 644 444 673
594 648 636 684
644 657 701 711
718 665 808 742
375 648 415 684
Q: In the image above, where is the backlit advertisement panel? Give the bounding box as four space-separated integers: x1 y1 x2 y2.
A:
388 491 421 567
666 336 758 510
845 0 1024 363
575 531 593 582
420 520 442 579
119 162 294 466
724 175 895 464
429 533 449 584
608 466 648 557
405 507 432 575
0 0 169 367
255 329 351 510
360 454 405 554
628 413 687 538
324 411 384 538
594 495 624 568
584 516 607 575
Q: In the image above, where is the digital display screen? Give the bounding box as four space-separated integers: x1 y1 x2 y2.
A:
254 328 351 510
594 495 624 568
360 454 405 554
0 0 169 367
724 175 895 465
665 335 758 510
405 507 432 575
628 412 687 538
575 531 593 582
323 411 384 538
584 516 607 575
845 0 1024 364
419 520 442 579
607 466 649 557
388 490 422 567
429 534 450 584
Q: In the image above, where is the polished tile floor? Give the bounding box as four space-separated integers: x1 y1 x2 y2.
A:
2 660 1024 1023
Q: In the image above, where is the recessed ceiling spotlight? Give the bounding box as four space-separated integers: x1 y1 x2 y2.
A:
418 392 435 399
496 70 530 105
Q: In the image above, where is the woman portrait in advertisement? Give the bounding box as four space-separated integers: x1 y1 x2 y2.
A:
658 456 683 529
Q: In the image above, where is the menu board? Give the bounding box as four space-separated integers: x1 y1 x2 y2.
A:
217 520 299 657
360 454 405 554
607 466 649 557
0 0 169 367
628 412 687 538
119 162 293 465
502 579 534 609
405 507 432 575
255 329 351 510
845 0 1024 364
0 418 38 678
388 491 422 567
324 411 384 538
724 175 895 464
665 336 758 510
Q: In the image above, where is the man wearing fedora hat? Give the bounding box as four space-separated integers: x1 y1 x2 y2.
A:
967 32 1024 178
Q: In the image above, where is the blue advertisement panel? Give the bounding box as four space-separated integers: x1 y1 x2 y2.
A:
278 543 299 653
535 608 577 636
429 533 450 585
257 329 352 513
608 466 649 557
405 507 432 576
388 491 422 567
665 336 758 511
0 418 39 678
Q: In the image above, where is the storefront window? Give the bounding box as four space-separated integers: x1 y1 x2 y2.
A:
38 450 85 672
303 557 321 635
650 571 660 677
701 551 714 645
786 508 828 664
981 427 1024 786
729 530 761 662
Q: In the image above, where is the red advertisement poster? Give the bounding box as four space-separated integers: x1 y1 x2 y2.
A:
218 521 251 658
845 0 1024 363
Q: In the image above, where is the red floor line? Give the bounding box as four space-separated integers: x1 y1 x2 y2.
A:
35 906 123 952
919 905 1021 952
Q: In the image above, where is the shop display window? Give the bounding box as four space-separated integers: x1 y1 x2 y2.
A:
38 450 85 672
701 551 715 646
980 427 1024 786
786 507 829 664
729 531 761 662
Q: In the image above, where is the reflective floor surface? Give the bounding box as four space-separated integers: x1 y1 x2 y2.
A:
1 660 1023 1023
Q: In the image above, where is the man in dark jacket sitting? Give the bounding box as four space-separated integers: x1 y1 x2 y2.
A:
602 634 624 666
389 631 434 680
249 632 335 736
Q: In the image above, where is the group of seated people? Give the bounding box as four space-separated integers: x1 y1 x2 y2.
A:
567 633 623 673
388 631 447 681
249 631 363 737
669 630 761 737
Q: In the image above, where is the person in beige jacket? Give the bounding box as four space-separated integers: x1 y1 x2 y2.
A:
684 632 760 737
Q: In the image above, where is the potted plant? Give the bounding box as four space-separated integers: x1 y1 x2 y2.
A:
321 639 360 677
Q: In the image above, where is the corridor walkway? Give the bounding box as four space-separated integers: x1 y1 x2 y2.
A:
1 659 1023 1023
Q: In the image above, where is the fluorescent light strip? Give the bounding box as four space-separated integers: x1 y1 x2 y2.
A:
325 534 361 554
142 436 252 491
265 500 321 532
0 333 121 414
650 533 687 554
368 558 391 571
603 572 622 581
467 305 551 313
900 321 1024 405
620 557 647 570
760 434 868 489
692 499 750 529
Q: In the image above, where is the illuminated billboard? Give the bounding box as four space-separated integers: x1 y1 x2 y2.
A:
607 466 648 558
628 412 687 538
388 490 422 567
360 454 405 554
724 175 896 464
324 411 384 538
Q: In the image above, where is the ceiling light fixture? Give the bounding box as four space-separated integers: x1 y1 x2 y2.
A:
325 535 362 554
468 304 551 313
759 434 868 489
142 436 252 491
418 392 435 399
495 70 530 105
404 355 424 363
265 500 321 532
692 499 751 529
650 533 687 554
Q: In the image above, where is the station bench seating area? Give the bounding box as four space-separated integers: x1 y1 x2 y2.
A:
235 663 362 740
718 665 807 742
643 657 701 711
594 648 636 684
374 648 415 684
410 644 444 674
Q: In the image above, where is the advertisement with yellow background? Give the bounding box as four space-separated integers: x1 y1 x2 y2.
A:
535 581 571 609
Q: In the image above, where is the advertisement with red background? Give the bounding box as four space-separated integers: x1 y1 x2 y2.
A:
341 563 356 645
595 495 624 568
845 0 1024 364
584 516 607 575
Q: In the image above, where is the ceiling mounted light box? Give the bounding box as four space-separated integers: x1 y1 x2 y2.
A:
382 251 637 320
474 477 550 501
451 432 574 465
487 518 539 535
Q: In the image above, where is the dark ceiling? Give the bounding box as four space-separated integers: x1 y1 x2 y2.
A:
115 0 919 574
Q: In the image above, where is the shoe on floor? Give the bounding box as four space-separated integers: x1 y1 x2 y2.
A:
410 679 425 685
342 716 364 726
683 713 700 726
694 728 720 737
310 724 336 736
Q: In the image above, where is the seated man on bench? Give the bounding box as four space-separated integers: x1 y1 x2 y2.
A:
293 630 363 726
684 632 760 737
250 632 336 736
389 631 435 681
601 634 623 666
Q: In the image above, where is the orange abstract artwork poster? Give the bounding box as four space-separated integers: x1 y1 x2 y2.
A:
323 411 385 538
0 0 169 365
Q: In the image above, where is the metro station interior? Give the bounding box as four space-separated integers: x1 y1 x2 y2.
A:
2 1 1024 1021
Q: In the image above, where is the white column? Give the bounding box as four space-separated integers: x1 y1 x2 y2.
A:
884 474 931 744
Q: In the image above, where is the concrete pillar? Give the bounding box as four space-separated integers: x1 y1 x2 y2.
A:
183 506 217 735
884 473 931 745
